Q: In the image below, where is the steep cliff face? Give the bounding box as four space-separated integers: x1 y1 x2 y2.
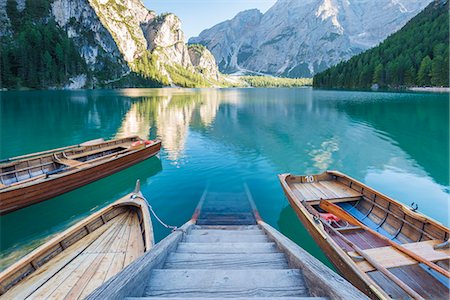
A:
1 0 224 88
189 9 262 74
188 44 220 81
145 14 191 68
190 0 433 77
51 0 129 76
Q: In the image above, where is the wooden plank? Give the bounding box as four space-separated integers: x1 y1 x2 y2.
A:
368 264 449 299
54 212 131 299
57 158 84 167
79 211 142 299
184 234 268 243
175 242 278 254
302 183 330 200
164 253 288 269
311 182 340 199
291 183 316 201
1 223 111 299
26 213 129 299
350 240 450 272
126 298 328 300
189 229 264 236
144 269 308 297
319 181 361 198
67 144 128 160
124 213 145 266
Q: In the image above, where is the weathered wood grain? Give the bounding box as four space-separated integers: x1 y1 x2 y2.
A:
164 253 288 269
144 269 308 297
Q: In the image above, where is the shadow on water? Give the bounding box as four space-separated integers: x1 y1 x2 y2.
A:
0 157 162 270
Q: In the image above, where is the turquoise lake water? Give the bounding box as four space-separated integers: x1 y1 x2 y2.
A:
0 88 448 269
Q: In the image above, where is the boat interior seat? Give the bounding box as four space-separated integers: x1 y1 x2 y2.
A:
58 158 84 167
349 239 450 273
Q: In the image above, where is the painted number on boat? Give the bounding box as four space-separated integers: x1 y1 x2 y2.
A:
304 176 315 183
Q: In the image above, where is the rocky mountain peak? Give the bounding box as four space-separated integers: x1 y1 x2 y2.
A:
190 0 432 77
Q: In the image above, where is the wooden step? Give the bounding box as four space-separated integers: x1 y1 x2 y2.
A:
176 242 279 254
127 297 328 300
164 253 288 269
196 219 257 226
189 229 264 236
193 225 259 230
184 234 268 243
144 269 308 297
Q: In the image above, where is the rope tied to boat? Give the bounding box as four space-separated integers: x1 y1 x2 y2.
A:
131 193 184 233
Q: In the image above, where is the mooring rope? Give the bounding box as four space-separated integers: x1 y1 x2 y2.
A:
131 193 182 232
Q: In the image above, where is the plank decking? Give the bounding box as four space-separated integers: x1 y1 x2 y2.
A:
1 211 145 300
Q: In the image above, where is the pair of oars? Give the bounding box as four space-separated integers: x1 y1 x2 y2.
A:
318 200 449 300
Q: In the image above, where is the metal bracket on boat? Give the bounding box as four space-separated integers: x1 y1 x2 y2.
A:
313 214 321 224
434 240 449 250
410 202 418 212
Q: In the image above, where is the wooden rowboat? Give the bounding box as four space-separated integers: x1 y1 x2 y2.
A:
279 170 450 299
0 136 161 215
87 185 366 299
0 182 153 299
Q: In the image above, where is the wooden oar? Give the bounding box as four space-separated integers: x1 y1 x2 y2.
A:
319 200 450 278
1 144 82 163
301 200 420 299
319 214 425 300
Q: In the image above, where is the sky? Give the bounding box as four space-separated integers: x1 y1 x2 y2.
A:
143 0 277 40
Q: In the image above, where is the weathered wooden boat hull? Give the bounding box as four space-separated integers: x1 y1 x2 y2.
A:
0 188 153 299
0 139 161 215
279 174 381 298
279 171 450 299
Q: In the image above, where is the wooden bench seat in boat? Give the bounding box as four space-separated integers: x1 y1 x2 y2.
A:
0 182 154 298
57 158 85 168
349 240 450 272
289 181 362 205
67 144 128 160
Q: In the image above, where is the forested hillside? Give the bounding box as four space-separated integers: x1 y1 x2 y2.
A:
1 0 90 89
313 0 449 89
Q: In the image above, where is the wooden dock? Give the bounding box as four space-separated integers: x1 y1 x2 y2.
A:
87 186 366 300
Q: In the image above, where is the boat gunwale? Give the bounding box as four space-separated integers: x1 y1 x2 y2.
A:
0 192 153 296
0 139 161 193
0 136 140 166
284 170 449 233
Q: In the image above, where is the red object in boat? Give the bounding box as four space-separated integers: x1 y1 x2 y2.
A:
320 213 340 223
131 141 145 147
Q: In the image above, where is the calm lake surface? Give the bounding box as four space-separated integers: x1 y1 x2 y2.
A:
0 88 448 269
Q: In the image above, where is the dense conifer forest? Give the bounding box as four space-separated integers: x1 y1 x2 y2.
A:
313 0 449 89
0 0 89 89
